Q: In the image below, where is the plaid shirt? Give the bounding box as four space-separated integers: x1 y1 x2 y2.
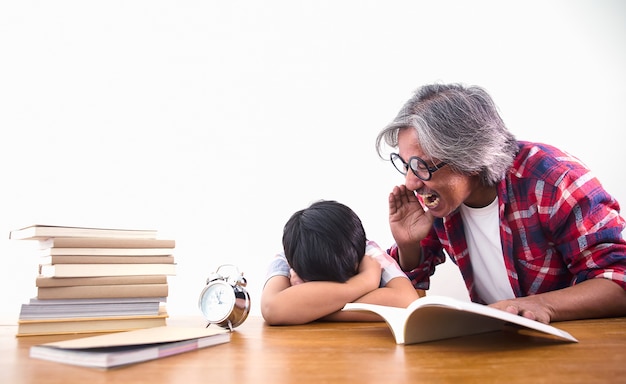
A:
389 141 626 304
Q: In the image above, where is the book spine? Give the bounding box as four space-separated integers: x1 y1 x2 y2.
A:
39 248 174 256
36 275 168 287
39 264 177 277
37 284 169 300
38 237 175 248
40 255 175 264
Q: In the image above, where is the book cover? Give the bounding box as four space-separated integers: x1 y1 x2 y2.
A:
38 237 175 249
38 263 177 278
9 224 158 240
36 275 168 287
342 295 578 345
40 255 176 265
29 326 230 368
17 311 168 337
37 283 169 300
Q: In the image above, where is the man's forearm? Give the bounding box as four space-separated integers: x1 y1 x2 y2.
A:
397 243 422 271
545 278 626 321
490 278 626 323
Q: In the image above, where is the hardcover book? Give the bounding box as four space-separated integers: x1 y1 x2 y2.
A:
38 263 177 278
35 275 168 287
10 224 158 240
20 297 164 319
17 311 169 337
37 237 175 249
37 283 169 300
39 255 176 265
38 248 174 256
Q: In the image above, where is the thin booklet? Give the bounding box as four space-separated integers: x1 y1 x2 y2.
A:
342 295 577 345
30 325 230 368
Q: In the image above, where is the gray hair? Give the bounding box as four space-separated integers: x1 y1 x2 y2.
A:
375 83 518 186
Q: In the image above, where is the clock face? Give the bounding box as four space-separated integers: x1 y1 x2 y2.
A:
199 281 236 323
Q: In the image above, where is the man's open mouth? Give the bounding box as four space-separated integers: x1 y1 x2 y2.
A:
419 192 440 209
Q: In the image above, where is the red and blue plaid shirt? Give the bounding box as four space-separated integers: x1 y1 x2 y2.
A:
389 141 626 304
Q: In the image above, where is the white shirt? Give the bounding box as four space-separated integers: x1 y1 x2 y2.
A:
460 197 515 303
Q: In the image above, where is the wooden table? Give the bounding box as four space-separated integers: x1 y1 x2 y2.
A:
1 316 625 383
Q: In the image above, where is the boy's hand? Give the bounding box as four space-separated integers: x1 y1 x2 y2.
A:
289 268 305 286
355 253 382 292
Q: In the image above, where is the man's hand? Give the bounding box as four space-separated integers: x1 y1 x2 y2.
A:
489 296 554 324
389 184 433 270
389 184 434 247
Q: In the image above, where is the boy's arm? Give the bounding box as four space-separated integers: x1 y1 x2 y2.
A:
354 275 419 307
321 276 420 322
261 256 381 325
336 239 420 314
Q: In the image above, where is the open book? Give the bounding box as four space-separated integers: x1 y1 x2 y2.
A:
342 295 577 345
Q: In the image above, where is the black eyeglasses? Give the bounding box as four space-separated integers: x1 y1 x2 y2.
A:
390 153 446 181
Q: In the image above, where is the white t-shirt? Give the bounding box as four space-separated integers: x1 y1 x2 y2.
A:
460 197 515 304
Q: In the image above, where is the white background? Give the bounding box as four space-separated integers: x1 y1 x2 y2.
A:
1 0 624 323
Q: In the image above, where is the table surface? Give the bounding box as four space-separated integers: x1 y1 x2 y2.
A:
2 315 625 383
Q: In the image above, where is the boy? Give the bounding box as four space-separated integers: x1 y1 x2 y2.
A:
261 200 419 325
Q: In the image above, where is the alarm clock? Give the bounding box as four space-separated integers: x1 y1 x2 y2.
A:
198 264 251 331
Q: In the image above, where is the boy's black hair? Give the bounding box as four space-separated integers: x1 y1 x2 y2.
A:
282 200 366 283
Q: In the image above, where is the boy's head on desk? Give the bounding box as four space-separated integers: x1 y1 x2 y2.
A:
282 200 366 284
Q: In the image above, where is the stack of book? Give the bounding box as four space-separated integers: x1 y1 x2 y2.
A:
9 224 177 337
